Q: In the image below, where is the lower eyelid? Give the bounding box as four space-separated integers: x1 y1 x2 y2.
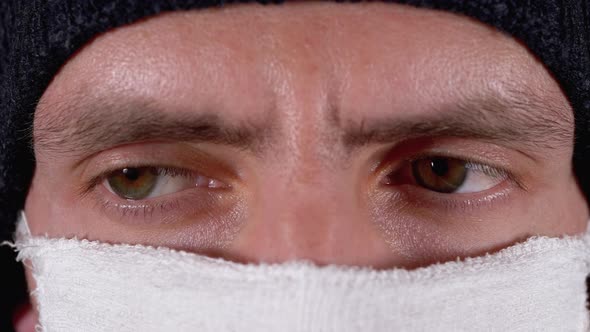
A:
387 177 516 212
87 180 232 225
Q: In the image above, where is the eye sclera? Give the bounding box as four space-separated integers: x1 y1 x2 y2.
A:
89 176 238 226
380 155 514 195
77 140 243 196
99 166 230 202
74 143 244 225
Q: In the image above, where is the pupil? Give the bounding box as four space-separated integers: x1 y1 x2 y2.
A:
122 168 140 181
430 158 449 177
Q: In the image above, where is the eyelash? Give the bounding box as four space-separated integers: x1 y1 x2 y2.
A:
376 153 525 212
403 154 521 187
80 152 522 223
80 165 199 198
86 160 517 195
81 165 221 222
462 162 517 185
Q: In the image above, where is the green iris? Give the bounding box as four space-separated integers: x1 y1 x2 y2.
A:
412 157 468 193
107 167 159 200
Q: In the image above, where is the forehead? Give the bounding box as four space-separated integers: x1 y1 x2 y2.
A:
39 2 567 122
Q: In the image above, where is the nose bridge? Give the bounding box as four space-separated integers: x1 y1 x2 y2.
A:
222 45 395 267
235 180 358 262
241 79 355 264
226 171 394 267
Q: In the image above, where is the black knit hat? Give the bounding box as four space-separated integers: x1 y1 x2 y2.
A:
1 0 590 328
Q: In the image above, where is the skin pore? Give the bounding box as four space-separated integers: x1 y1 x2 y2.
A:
17 2 590 329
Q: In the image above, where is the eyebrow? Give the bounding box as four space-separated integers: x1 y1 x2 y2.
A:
342 92 572 153
34 86 572 159
34 97 271 157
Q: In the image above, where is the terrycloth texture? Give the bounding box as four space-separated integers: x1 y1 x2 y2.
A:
12 213 590 332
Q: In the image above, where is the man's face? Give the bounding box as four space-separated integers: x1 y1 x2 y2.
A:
24 2 588 270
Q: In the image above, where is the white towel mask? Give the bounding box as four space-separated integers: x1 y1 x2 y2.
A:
11 211 590 332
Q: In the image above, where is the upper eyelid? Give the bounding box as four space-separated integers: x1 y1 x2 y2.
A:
406 156 527 191
404 153 505 170
376 151 528 192
377 150 511 177
463 162 508 178
81 149 519 196
76 140 242 186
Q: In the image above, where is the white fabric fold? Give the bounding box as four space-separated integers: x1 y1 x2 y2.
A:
13 212 590 332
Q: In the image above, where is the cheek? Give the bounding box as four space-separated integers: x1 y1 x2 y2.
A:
530 176 589 236
24 165 95 239
366 186 568 268
23 171 65 236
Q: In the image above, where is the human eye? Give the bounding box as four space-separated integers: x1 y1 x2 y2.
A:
103 166 228 200
78 163 236 224
381 151 525 204
79 162 233 223
382 155 512 195
75 141 243 225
